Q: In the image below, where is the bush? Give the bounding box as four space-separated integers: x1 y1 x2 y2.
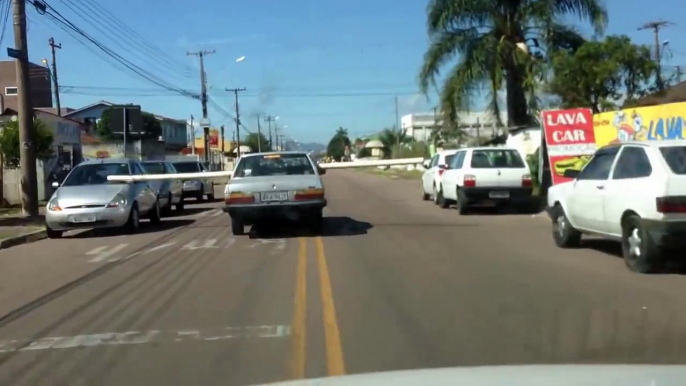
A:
391 142 429 159
526 148 541 193
0 119 54 168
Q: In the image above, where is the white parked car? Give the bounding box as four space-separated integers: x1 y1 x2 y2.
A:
421 150 459 204
437 147 533 213
547 140 686 273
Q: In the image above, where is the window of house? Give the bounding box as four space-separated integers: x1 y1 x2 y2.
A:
5 87 18 96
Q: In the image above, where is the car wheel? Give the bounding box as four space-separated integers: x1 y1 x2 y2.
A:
436 186 450 209
231 217 245 236
176 199 184 211
125 205 140 234
455 187 469 215
551 205 581 248
46 226 62 239
162 193 173 215
208 191 215 201
622 214 662 274
432 184 439 205
149 199 162 224
422 184 430 201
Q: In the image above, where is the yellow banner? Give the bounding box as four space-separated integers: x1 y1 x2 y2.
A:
592 102 686 147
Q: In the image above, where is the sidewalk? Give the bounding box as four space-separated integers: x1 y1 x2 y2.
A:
0 206 47 249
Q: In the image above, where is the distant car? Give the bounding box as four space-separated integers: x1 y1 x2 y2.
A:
141 161 184 212
438 147 533 213
45 158 161 238
172 161 215 201
223 152 327 235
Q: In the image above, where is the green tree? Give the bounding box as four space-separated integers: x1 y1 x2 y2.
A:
1 119 54 168
547 35 656 113
243 132 271 152
96 108 162 140
379 128 412 158
419 0 607 128
326 127 351 161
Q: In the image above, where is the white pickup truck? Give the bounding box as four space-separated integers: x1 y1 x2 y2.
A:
547 140 686 273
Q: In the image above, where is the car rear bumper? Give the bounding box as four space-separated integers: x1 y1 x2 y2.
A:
462 187 533 204
223 199 327 222
643 219 686 248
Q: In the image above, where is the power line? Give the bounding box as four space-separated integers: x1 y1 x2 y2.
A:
638 20 673 91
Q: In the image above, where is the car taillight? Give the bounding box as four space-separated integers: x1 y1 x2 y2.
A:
463 175 476 188
225 192 254 204
656 196 686 214
295 188 325 201
438 169 445 176
522 174 532 187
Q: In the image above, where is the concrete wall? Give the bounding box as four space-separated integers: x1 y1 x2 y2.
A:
3 164 47 205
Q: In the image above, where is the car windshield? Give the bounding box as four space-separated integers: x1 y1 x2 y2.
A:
234 154 315 177
660 146 686 174
62 163 130 186
173 162 200 173
142 163 166 174
471 149 526 168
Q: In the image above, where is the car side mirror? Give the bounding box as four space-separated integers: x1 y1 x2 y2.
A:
563 169 580 179
423 160 431 169
51 181 59 188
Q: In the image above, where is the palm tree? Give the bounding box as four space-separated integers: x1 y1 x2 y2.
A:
379 128 412 158
419 0 607 128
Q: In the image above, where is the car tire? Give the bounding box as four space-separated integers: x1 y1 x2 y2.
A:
208 191 215 201
176 199 184 211
310 209 324 232
46 226 62 239
455 187 469 215
551 205 581 248
437 187 450 209
422 184 430 201
622 214 662 274
433 184 439 205
231 217 245 236
125 205 140 234
162 193 173 215
149 199 161 224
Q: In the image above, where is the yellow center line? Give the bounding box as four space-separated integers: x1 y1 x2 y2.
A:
315 236 346 376
290 238 308 379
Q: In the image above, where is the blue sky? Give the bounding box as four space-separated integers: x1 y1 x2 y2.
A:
14 0 686 143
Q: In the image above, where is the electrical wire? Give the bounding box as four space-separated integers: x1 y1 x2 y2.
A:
0 0 12 47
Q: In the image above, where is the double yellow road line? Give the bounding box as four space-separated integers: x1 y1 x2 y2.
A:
291 237 346 378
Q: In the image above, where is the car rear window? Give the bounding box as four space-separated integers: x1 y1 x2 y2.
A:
62 163 130 186
470 149 526 168
234 154 315 177
173 162 200 173
660 146 686 174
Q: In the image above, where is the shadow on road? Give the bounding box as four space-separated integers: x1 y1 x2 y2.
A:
249 216 373 239
163 207 214 218
65 219 195 239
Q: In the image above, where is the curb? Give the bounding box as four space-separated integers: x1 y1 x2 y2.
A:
0 229 47 250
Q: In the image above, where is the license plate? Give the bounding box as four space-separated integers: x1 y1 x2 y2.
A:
489 191 510 199
261 191 288 202
72 214 96 223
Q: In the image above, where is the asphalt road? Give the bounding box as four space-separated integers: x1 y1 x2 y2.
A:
1 171 686 385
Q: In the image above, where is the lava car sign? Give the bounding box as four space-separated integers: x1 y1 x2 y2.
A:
542 108 596 185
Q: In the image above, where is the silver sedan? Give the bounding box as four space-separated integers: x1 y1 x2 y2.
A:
223 152 327 235
45 158 161 238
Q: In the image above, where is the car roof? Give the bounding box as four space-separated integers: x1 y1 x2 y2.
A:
171 160 200 163
241 151 309 158
613 140 686 148
79 158 135 166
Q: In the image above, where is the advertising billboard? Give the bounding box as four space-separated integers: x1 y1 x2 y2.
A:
541 108 596 185
592 101 686 147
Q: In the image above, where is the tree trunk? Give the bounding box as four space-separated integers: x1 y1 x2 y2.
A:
505 64 531 128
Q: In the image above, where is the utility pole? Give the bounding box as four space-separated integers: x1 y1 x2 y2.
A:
187 50 215 162
256 116 262 152
274 122 279 151
225 88 246 157
48 38 62 116
264 115 276 150
677 66 683 83
14 0 38 217
395 96 400 148
220 125 225 170
639 20 672 92
189 114 195 155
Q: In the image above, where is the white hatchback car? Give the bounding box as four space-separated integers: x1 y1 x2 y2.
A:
438 147 533 213
421 150 459 204
547 141 686 273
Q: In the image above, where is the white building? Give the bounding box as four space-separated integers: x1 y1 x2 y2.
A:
505 126 541 157
401 111 509 142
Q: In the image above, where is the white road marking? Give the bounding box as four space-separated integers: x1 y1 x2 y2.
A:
225 237 236 249
0 325 290 353
86 244 129 263
196 210 211 217
248 239 287 254
182 239 218 250
210 209 224 217
145 242 177 254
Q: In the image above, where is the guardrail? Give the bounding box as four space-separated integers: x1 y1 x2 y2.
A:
107 157 424 182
